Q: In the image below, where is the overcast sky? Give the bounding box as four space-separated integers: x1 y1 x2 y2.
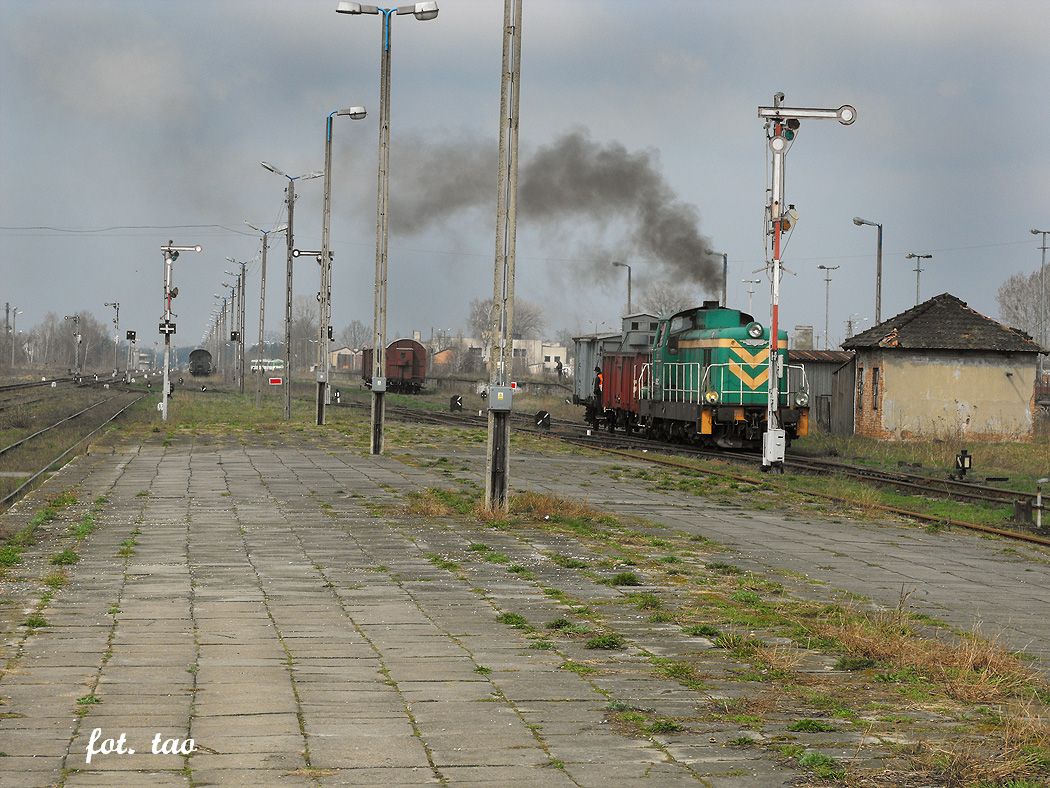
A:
2 0 1048 351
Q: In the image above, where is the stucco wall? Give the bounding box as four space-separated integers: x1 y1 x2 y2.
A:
853 350 1037 440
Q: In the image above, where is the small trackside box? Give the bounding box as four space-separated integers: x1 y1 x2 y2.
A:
488 386 513 411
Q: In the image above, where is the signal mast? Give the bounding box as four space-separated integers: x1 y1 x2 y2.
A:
757 92 856 471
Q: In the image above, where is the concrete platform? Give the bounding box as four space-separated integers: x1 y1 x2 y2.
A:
0 430 1045 785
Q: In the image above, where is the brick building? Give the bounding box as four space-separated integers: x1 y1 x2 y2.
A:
841 293 1042 440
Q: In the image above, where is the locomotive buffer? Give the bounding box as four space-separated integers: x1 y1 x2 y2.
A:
757 93 855 471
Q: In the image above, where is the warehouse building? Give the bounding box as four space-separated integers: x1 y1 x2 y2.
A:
841 293 1041 440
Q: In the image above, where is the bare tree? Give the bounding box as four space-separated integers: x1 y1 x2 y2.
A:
640 281 697 317
996 270 1042 341
467 297 545 340
337 319 369 350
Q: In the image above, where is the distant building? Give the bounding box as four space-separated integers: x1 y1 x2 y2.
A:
841 293 1041 440
792 325 815 350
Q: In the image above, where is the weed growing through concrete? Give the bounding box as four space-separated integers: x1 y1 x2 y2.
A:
49 549 79 566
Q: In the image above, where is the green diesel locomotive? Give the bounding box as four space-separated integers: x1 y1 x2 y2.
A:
641 301 810 447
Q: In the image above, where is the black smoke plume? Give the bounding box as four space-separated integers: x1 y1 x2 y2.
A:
382 128 721 293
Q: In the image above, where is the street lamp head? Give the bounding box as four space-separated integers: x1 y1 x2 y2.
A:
410 2 439 20
1033 228 1050 235
612 261 628 269
852 217 865 226
335 106 368 120
336 1 379 14
261 161 288 178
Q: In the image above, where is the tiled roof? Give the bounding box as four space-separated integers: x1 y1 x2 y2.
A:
841 293 1041 353
787 350 855 363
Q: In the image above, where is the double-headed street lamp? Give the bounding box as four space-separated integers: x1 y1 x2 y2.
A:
905 252 933 306
246 221 288 408
612 261 631 315
261 162 323 420
336 0 439 455
852 216 883 324
317 106 368 426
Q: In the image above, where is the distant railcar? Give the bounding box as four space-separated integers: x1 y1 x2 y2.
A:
361 339 427 393
188 349 213 377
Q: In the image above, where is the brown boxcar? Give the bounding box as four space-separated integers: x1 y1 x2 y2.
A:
598 350 650 432
361 338 427 393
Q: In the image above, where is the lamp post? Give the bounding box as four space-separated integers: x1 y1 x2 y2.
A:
261 162 323 420
317 106 368 426
104 302 120 374
336 0 439 454
905 253 933 306
742 279 761 315
817 265 839 350
247 221 288 408
1031 229 1050 351
612 261 631 315
159 242 202 421
852 217 883 324
64 314 81 377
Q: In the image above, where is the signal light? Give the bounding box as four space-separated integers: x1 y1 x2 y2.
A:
782 117 800 141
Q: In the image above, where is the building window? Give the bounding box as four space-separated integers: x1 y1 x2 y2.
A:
857 367 864 409
544 355 551 362
554 355 561 362
631 321 640 330
650 322 658 331
872 367 880 410
512 348 526 358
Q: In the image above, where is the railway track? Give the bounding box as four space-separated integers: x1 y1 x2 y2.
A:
0 386 145 509
338 398 1050 548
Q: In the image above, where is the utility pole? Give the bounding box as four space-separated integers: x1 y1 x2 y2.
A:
10 309 20 368
905 253 932 306
261 163 323 421
485 0 523 511
285 184 296 419
104 302 119 373
225 258 248 394
817 265 839 350
742 279 760 315
64 314 81 377
757 92 856 472
3 303 8 370
1031 229 1050 353
159 242 201 421
239 262 246 393
722 253 728 308
247 222 287 408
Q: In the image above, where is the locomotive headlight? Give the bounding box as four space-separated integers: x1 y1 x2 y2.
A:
746 322 763 339
704 390 720 405
795 393 809 407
